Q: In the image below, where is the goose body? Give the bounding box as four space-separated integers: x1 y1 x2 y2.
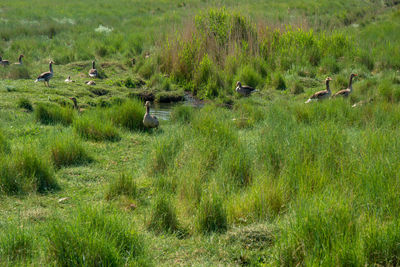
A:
85 80 96 85
143 101 159 128
14 54 24 65
35 61 54 86
88 60 98 78
236 81 257 96
0 56 10 66
64 76 75 83
333 74 357 98
352 98 373 108
305 77 332 103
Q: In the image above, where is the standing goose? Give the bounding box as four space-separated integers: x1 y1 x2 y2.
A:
69 97 85 113
88 60 98 78
14 54 24 65
333 73 358 98
0 56 10 66
305 77 332 103
35 61 54 87
143 101 159 128
235 81 257 96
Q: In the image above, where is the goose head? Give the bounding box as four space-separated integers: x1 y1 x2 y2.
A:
326 77 333 81
236 81 242 87
350 73 358 78
69 97 77 103
19 54 24 59
145 101 151 107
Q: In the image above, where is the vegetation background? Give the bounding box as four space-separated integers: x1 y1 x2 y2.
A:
0 0 400 265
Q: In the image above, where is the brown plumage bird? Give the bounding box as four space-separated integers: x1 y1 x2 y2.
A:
0 56 10 66
69 97 85 113
235 81 258 96
35 61 54 87
143 101 159 128
14 54 24 65
333 73 358 98
305 77 332 103
88 60 98 78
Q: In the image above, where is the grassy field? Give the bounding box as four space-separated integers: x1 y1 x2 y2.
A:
1 0 400 266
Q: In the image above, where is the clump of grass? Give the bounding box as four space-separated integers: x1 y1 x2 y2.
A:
148 194 179 234
155 91 184 103
110 98 145 131
0 130 10 154
220 144 252 188
290 80 304 95
0 147 57 194
272 72 286 90
74 113 120 142
170 105 194 123
196 190 227 234
17 98 33 112
364 220 400 265
6 66 30 79
50 134 92 168
35 103 75 126
47 207 148 266
236 65 263 89
0 225 33 263
105 173 137 200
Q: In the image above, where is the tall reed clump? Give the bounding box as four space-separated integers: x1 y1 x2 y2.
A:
0 147 57 194
0 225 34 264
105 173 137 200
73 111 120 142
196 189 228 234
109 98 145 131
50 134 92 168
47 207 149 266
148 194 179 234
35 103 75 126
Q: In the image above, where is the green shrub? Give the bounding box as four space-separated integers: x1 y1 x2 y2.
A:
50 134 92 168
47 207 148 266
196 191 227 233
106 173 137 200
110 99 145 131
35 103 75 126
17 98 33 112
148 195 179 233
74 113 120 142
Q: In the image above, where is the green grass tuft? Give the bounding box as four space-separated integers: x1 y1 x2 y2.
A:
110 98 145 131
148 194 179 234
74 112 120 142
17 98 33 112
35 103 75 126
50 134 92 168
105 173 137 200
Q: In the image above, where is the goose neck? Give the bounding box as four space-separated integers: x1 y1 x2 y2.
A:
49 62 53 73
146 105 150 114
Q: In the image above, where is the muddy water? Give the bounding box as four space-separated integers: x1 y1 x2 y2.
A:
150 94 204 120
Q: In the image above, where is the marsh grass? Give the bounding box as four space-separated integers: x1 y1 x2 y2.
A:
35 103 74 126
0 146 57 194
47 207 148 266
17 98 33 112
0 130 10 154
74 111 120 142
148 194 179 234
196 189 228 234
0 225 34 264
110 98 145 131
50 134 92 168
105 173 137 200
170 105 195 123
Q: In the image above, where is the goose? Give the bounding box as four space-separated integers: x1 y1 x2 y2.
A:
235 81 257 96
88 60 98 78
35 61 54 87
85 80 96 85
14 54 24 65
64 76 75 83
305 77 332 103
0 56 10 66
69 97 85 113
143 101 159 128
333 73 358 98
352 98 373 108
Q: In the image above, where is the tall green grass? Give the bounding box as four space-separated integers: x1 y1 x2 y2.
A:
47 207 149 266
105 173 137 200
109 98 145 131
0 224 34 264
35 103 75 126
50 134 92 168
73 111 120 142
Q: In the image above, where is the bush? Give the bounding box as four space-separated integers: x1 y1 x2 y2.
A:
47 207 148 266
50 134 92 168
148 195 179 233
110 99 145 131
196 191 227 233
17 98 33 112
105 173 137 200
35 103 75 126
74 113 120 142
